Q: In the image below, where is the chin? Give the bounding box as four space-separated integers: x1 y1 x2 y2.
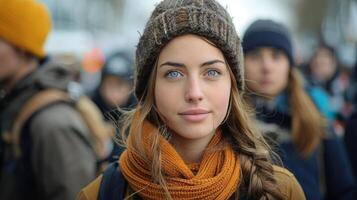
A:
258 88 278 97
175 125 216 140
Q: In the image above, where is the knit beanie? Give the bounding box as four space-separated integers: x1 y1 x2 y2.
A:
102 51 134 83
135 0 244 100
242 19 294 66
0 0 52 58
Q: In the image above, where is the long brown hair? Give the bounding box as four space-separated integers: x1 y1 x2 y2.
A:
287 68 326 157
118 59 284 200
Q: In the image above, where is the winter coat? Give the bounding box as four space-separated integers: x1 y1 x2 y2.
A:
253 88 356 200
0 63 97 200
344 112 357 186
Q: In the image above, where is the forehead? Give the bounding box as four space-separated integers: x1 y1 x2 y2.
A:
250 47 284 53
157 34 225 63
315 47 333 56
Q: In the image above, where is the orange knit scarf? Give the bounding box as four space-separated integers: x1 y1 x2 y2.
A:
119 120 241 200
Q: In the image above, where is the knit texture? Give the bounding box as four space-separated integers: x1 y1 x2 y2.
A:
0 0 51 58
119 120 241 200
242 19 293 66
135 0 244 100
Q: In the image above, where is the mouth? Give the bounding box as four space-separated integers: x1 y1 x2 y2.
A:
178 109 211 122
260 80 273 85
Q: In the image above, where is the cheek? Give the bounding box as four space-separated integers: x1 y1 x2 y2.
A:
101 86 115 103
276 65 290 91
0 52 18 74
245 67 261 91
244 61 261 82
280 72 289 88
154 81 178 118
210 83 231 122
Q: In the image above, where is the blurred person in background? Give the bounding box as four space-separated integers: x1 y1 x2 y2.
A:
0 0 100 199
304 43 352 135
243 19 355 200
91 51 136 161
91 51 136 122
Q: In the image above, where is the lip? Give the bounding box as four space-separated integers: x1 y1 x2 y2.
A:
260 80 274 85
179 109 210 115
178 109 210 122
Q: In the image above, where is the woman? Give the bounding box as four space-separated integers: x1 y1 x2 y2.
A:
243 19 355 200
306 44 351 121
77 1 305 199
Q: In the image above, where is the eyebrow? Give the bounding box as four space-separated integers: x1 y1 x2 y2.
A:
159 59 225 68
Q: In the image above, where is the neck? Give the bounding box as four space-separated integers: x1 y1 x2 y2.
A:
170 130 215 164
4 60 38 93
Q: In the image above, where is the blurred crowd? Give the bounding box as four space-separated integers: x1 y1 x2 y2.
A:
0 0 357 200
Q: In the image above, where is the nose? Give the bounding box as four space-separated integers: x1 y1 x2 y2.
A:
184 77 204 103
261 55 274 74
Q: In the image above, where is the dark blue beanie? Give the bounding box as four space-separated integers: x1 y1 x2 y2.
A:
242 19 294 66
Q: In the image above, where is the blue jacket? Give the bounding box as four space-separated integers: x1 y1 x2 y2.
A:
253 87 355 200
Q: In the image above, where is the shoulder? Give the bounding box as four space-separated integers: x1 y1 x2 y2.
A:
31 102 82 125
29 103 89 136
76 175 102 200
273 165 306 200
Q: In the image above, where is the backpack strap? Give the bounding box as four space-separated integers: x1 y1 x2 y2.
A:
2 89 72 157
75 96 114 160
98 162 127 200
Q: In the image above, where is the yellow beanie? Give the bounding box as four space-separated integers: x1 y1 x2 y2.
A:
0 0 52 58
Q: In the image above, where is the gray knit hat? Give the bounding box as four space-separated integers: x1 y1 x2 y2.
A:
135 0 244 100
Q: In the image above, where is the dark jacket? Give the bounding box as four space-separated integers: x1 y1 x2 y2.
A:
0 63 97 200
344 62 357 185
344 112 357 183
253 89 355 200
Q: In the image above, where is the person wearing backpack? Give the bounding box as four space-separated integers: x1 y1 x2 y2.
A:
242 19 356 200
77 0 306 199
0 0 105 199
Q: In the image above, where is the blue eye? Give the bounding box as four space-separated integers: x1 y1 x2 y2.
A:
207 70 220 77
166 71 182 78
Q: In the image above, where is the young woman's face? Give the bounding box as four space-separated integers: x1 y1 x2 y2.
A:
244 47 290 98
155 34 231 144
